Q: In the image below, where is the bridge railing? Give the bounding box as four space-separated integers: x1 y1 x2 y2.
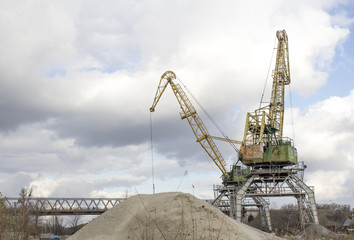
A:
2 197 126 215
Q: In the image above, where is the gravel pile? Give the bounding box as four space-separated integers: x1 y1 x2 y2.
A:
68 192 281 240
300 223 333 238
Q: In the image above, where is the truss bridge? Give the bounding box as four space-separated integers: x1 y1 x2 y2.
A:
3 197 126 215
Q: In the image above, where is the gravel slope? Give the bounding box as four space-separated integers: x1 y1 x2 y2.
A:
68 192 281 240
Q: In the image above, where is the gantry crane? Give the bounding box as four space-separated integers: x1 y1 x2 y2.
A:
230 30 318 231
150 30 318 232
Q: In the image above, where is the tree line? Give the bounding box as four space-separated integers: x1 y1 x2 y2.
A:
0 188 82 240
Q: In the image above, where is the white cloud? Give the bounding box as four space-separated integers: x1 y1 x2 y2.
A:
286 90 354 164
89 190 135 199
284 90 354 202
306 170 350 201
29 175 147 197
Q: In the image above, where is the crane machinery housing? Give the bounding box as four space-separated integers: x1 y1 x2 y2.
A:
241 30 297 167
150 30 318 232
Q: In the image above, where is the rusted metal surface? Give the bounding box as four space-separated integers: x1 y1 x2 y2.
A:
242 144 264 164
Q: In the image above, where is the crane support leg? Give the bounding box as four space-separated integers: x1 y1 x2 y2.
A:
290 175 319 224
297 195 305 230
233 176 255 221
212 190 226 207
253 196 272 232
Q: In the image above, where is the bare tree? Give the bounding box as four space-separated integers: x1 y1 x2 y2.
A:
0 192 18 240
15 187 34 239
0 188 48 239
48 216 65 235
67 215 82 234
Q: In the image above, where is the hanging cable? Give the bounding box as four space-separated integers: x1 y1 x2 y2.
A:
176 76 239 154
288 85 296 145
150 111 155 194
259 36 277 108
176 170 188 192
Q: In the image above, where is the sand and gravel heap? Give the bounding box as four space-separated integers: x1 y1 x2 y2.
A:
69 192 280 240
299 223 333 238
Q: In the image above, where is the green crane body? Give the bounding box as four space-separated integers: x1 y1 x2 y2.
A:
240 30 298 167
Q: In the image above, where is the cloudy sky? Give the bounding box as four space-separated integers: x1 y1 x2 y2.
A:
0 0 354 207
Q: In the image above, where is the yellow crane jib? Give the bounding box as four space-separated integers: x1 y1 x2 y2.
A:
150 71 232 182
150 71 176 113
